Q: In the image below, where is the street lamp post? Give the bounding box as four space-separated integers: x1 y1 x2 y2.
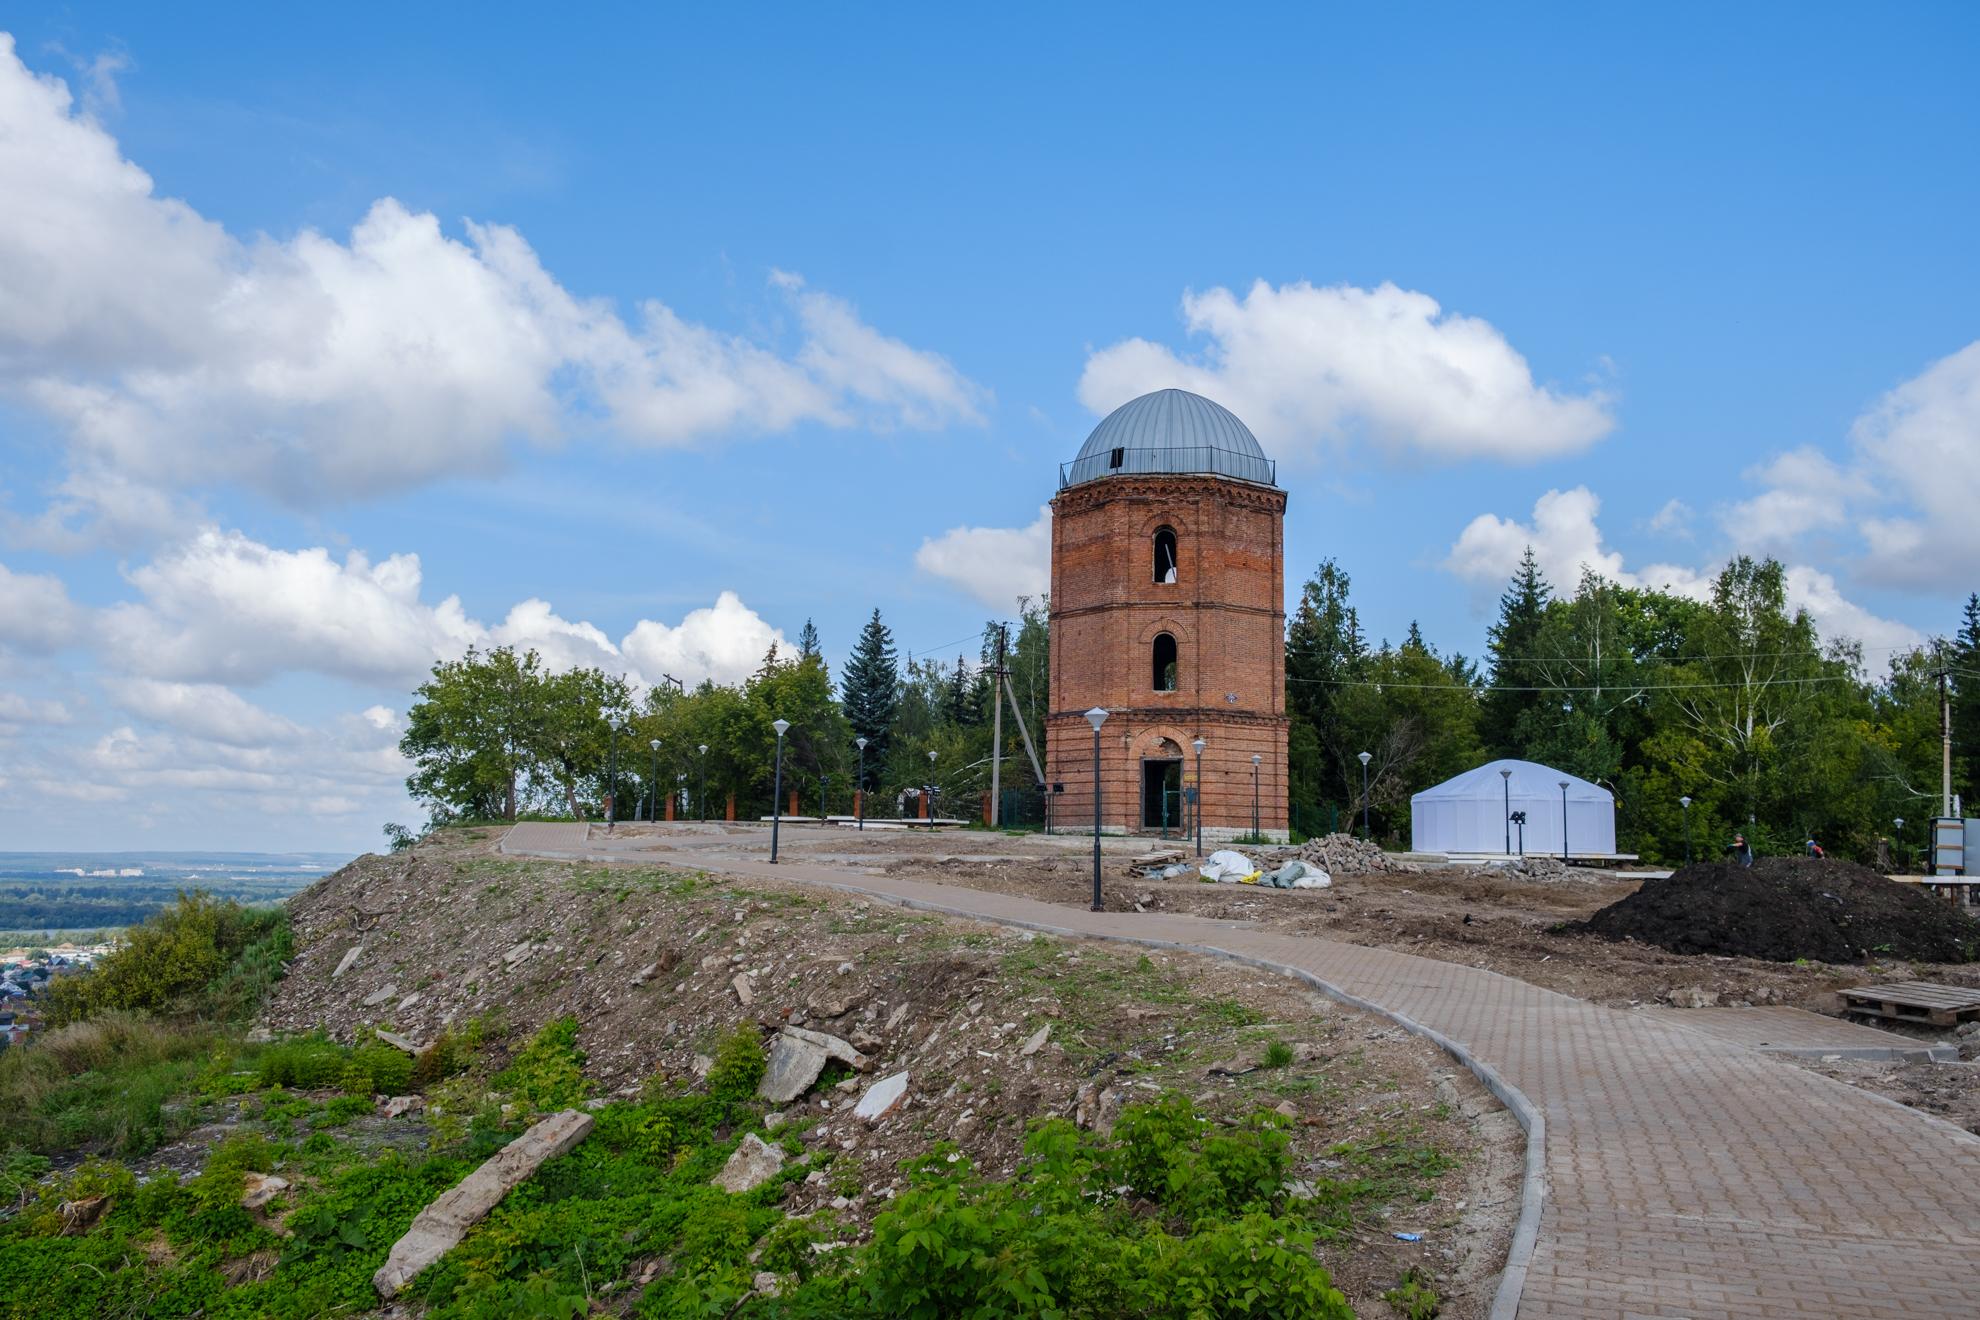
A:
1191 736 1205 857
1358 751 1372 840
648 739 661 821
604 708 623 832
1559 780 1570 863
697 745 708 821
1680 795 1692 864
1499 767 1513 855
819 773 831 820
1251 753 1262 841
928 748 938 823
1086 709 1108 911
770 719 789 863
676 772 685 820
854 737 867 831
1894 817 1906 872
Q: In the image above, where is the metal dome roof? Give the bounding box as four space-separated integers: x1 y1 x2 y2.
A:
1060 389 1276 488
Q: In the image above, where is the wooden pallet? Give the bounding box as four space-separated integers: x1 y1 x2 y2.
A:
1838 980 1980 1028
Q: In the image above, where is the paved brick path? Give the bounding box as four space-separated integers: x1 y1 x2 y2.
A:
501 823 1980 1318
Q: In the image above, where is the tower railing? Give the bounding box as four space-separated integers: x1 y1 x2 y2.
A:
1059 446 1277 489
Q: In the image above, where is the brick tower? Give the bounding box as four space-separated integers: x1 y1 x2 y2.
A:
1047 389 1288 841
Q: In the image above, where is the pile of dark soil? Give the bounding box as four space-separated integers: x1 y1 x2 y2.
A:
1578 856 1980 964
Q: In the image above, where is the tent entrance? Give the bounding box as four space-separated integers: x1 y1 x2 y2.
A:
1141 759 1182 833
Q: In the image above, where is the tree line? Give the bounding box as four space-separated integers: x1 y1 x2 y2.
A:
399 559 1978 865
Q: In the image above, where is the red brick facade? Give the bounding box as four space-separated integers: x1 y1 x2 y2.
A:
1046 473 1288 837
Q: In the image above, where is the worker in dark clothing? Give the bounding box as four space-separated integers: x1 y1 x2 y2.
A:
1726 833 1754 867
1805 838 1825 859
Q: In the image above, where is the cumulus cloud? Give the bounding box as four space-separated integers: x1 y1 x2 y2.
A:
1848 341 1980 589
0 37 985 528
621 591 789 688
1646 498 1693 537
0 691 71 735
914 507 1052 610
1445 486 1921 654
1079 280 1614 463
98 525 785 691
108 678 303 747
0 560 83 652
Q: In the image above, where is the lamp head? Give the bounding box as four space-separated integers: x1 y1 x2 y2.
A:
1558 780 1569 790
1680 795 1691 808
1499 768 1511 780
1084 706 1108 732
698 743 708 755
1357 750 1371 766
1191 736 1205 754
772 718 789 737
928 749 937 763
1251 753 1261 765
855 737 867 751
1895 817 1904 828
649 739 660 751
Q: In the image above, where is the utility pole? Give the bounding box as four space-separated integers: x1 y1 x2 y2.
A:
989 624 1007 827
1940 646 1954 820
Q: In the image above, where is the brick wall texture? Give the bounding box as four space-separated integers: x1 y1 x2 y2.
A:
1047 474 1289 834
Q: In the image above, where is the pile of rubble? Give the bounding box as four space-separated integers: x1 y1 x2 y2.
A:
1267 833 1399 875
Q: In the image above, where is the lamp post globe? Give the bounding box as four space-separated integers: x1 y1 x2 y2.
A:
854 737 868 830
1191 736 1206 857
1085 708 1108 911
1357 751 1372 840
769 719 790 863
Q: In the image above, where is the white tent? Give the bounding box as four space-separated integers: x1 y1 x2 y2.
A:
1409 758 1615 856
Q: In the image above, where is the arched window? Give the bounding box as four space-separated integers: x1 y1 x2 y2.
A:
1153 527 1178 583
1152 632 1178 691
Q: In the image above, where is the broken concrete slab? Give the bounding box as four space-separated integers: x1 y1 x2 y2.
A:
853 1071 909 1123
373 1108 593 1298
758 1032 830 1104
374 1029 420 1054
732 973 755 1007
1020 1024 1051 1056
362 983 399 1008
503 941 534 966
377 1095 426 1119
784 1025 871 1072
332 945 364 980
712 1133 785 1193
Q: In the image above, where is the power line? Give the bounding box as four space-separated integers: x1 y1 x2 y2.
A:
1285 673 1865 693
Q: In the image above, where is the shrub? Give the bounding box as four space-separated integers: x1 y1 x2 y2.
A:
492 1017 589 1113
0 1012 225 1155
45 892 284 1026
254 1035 351 1090
704 1026 764 1103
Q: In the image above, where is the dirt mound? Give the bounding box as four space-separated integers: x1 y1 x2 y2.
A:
1579 856 1980 964
1268 833 1400 875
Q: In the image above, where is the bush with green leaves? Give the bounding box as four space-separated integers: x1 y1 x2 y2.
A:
44 891 284 1026
492 1017 590 1113
705 1025 765 1102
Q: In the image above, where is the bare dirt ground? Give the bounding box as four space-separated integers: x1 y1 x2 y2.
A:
633 822 1980 1143
272 828 1522 1317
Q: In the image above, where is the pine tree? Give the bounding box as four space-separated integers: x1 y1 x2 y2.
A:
1952 593 1980 806
1478 548 1552 757
841 609 900 787
945 655 980 727
798 618 821 660
1284 559 1368 821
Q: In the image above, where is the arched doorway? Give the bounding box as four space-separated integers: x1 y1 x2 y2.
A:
1141 737 1184 833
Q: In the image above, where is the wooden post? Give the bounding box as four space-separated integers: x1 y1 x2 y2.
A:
726 793 736 822
788 789 799 817
920 791 930 820
663 795 674 822
981 791 992 826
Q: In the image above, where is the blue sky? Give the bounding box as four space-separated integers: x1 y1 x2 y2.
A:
1 4 1977 852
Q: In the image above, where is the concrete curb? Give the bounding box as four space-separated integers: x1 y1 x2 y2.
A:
499 832 1546 1319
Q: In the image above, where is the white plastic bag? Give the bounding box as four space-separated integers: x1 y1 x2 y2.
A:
1199 849 1261 884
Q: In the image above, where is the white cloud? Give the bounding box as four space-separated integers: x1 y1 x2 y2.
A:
621 591 787 688
1646 498 1692 537
914 506 1052 610
102 529 478 687
0 560 83 652
1079 280 1614 463
1720 448 1848 553
0 37 985 530
1848 341 1980 589
1445 486 1920 653
107 677 303 747
0 691 71 734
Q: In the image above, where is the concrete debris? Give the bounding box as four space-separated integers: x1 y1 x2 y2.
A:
377 1095 426 1119
240 1172 290 1210
503 941 535 966
1020 1024 1052 1056
712 1133 785 1193
1670 986 1720 1009
374 1029 420 1054
853 1071 910 1123
332 945 364 979
59 1195 109 1234
758 1032 831 1104
1266 833 1399 875
373 1108 594 1297
632 962 660 986
732 973 755 1007
361 983 399 1008
784 1025 872 1072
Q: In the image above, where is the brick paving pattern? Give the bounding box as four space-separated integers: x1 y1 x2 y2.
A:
502 823 1980 1317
